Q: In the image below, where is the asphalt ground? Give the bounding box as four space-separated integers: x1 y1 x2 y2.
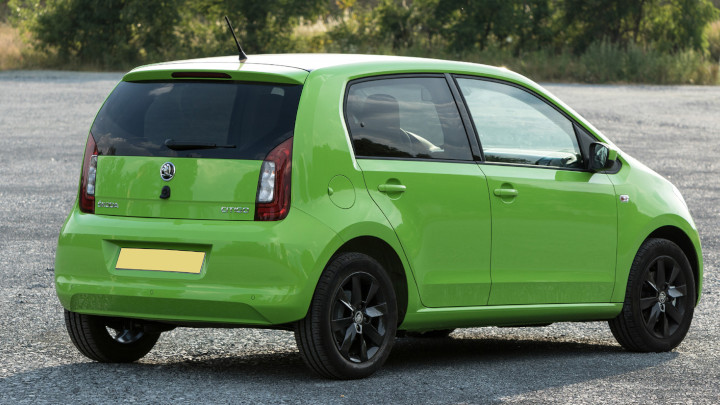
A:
0 71 718 404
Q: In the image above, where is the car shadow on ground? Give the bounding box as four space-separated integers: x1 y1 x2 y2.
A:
0 334 677 403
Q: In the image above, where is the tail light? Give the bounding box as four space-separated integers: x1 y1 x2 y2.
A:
255 137 293 221
79 133 98 213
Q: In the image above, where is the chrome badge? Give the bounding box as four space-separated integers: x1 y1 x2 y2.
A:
160 162 175 181
221 206 250 214
97 201 119 208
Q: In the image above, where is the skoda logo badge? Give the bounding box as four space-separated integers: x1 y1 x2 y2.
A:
160 162 175 181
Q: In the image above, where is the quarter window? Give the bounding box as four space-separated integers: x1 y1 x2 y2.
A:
457 78 583 169
346 77 472 161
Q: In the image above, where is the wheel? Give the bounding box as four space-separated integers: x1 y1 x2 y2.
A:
64 310 161 363
295 252 398 379
609 238 696 352
406 329 455 338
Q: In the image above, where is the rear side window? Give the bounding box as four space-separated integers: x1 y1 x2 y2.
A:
345 77 473 161
91 81 302 160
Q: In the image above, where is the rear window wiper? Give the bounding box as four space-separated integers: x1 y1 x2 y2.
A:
164 139 236 151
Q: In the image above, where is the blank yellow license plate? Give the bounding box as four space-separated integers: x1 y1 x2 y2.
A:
116 248 205 274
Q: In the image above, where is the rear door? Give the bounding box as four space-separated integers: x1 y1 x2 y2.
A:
90 80 302 220
455 77 618 305
346 75 492 308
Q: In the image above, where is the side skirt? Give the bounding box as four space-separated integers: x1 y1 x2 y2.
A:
400 303 623 331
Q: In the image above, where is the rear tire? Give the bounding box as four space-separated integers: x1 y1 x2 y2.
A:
64 310 160 363
295 252 398 379
609 238 695 352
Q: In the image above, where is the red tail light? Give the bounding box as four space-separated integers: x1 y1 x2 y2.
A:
255 137 293 221
79 134 98 213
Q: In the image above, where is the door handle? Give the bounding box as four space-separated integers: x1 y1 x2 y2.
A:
378 184 407 193
493 188 518 197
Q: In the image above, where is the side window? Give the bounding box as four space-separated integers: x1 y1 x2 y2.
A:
345 77 473 161
456 78 583 169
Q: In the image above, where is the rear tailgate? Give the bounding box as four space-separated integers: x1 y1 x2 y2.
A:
88 68 305 220
94 156 260 220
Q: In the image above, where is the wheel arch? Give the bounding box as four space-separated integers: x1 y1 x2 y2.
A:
334 236 409 325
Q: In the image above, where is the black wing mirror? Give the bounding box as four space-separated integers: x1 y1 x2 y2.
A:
589 142 617 171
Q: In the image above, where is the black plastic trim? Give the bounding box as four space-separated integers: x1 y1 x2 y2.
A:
600 158 623 175
477 161 590 172
355 156 480 164
445 73 483 161
171 71 232 79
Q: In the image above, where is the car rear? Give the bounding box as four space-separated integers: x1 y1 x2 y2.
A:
55 63 339 326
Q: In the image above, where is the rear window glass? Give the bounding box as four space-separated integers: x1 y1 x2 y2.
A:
91 81 302 160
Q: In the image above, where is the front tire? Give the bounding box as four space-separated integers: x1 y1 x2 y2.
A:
295 252 398 379
64 310 160 363
609 238 695 352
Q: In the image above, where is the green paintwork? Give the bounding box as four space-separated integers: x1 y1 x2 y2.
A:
55 54 702 333
123 59 308 84
95 156 261 220
402 303 623 330
56 207 342 324
359 159 492 308
479 165 617 305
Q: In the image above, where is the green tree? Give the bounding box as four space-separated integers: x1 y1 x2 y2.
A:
645 0 718 52
184 0 327 55
558 0 651 53
374 0 440 49
11 0 180 67
559 0 718 53
433 0 553 52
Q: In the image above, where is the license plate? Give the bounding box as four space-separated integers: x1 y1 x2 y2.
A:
116 248 205 274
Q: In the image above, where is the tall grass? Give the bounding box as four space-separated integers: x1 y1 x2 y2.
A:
706 20 720 62
0 23 24 70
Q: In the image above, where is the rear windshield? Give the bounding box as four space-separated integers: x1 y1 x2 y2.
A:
91 80 302 160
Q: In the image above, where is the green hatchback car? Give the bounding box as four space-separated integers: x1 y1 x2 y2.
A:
55 54 702 379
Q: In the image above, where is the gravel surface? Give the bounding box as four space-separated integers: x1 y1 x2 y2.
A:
0 71 718 404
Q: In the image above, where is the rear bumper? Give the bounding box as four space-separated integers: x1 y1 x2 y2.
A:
55 206 340 325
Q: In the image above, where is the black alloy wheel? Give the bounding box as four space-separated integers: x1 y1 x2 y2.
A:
331 271 389 363
609 238 696 352
295 252 398 379
639 255 689 339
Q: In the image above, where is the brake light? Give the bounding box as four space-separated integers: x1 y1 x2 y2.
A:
79 134 98 213
255 137 293 221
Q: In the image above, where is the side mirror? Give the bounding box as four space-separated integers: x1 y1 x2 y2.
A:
589 142 617 171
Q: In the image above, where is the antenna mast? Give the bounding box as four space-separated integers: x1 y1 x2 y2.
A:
224 16 248 63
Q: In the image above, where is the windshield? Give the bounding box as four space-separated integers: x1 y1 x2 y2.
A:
91 80 302 160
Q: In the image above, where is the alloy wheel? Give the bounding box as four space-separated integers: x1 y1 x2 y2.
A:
640 255 689 339
331 272 388 363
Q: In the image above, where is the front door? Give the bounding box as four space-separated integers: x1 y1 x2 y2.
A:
345 75 491 307
456 77 618 305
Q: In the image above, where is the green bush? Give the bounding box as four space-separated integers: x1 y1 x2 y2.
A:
706 20 720 61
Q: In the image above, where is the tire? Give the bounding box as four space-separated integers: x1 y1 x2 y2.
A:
609 238 696 352
406 329 455 338
295 252 398 379
64 310 160 363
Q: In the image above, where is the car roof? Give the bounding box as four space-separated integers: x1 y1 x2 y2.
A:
129 53 522 81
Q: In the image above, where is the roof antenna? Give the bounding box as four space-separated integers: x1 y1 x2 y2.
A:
224 16 248 63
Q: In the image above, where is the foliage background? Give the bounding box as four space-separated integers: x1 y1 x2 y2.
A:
1 0 720 84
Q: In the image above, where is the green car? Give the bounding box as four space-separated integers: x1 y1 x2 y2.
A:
55 54 702 379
